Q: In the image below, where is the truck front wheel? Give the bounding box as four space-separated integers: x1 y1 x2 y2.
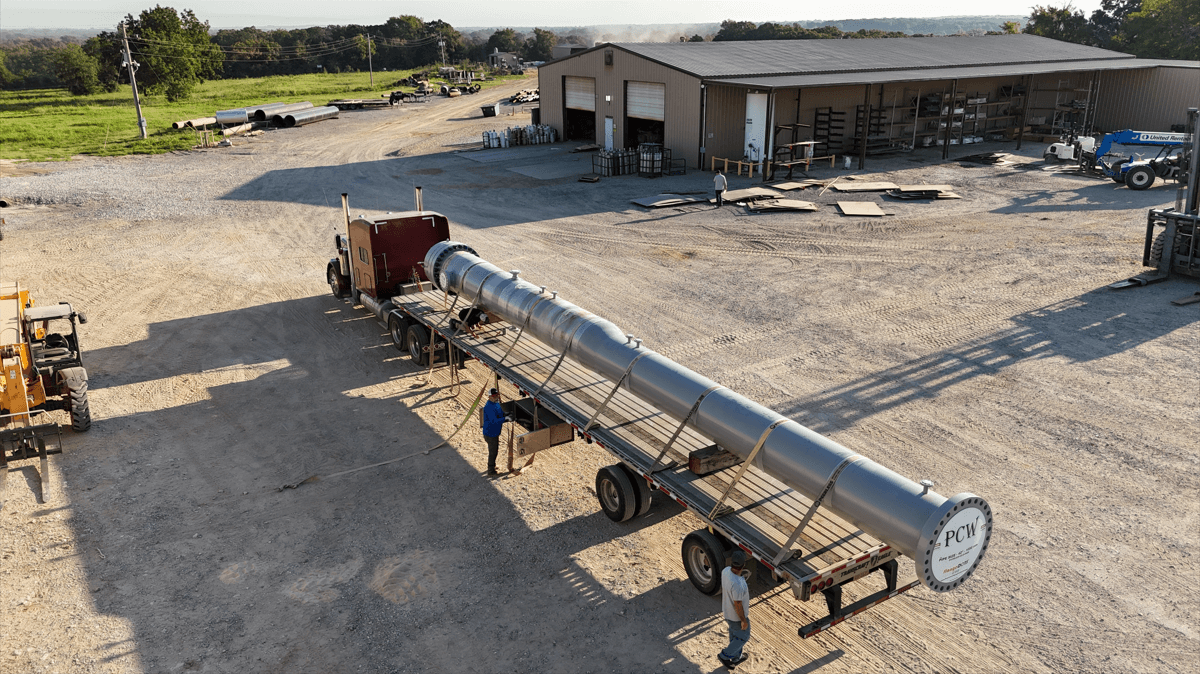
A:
328 267 349 298
681 529 726 595
1126 165 1155 191
68 381 91 432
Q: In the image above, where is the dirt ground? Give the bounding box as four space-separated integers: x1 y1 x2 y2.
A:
1 76 1197 674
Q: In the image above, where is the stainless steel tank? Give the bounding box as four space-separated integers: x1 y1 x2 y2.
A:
425 242 992 592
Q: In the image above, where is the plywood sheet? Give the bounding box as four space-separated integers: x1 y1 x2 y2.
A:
718 187 781 202
631 194 707 208
837 201 886 216
748 199 819 212
833 182 898 192
896 184 955 192
771 180 825 191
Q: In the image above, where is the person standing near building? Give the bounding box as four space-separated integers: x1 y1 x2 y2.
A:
714 168 728 207
481 387 506 476
718 549 751 669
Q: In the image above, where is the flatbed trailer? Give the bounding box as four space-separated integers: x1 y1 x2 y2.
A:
364 284 918 636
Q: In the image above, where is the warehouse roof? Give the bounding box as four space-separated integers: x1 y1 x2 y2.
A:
575 34 1136 80
708 58 1200 90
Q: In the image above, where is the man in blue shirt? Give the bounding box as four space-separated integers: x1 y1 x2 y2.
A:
481 388 507 476
718 549 751 669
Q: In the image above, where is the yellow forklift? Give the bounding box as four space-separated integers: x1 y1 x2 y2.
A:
1 282 90 507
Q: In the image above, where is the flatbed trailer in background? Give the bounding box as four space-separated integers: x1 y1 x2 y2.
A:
326 192 990 637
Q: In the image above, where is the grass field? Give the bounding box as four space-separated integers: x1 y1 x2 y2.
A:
0 71 528 162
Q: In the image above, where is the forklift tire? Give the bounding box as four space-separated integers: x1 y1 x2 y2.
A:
681 529 726 595
1148 231 1166 267
596 465 637 522
1126 165 1155 191
406 324 430 366
68 381 91 432
620 463 654 517
327 267 349 299
389 314 410 351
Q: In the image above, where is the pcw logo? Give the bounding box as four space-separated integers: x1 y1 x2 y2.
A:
944 517 980 547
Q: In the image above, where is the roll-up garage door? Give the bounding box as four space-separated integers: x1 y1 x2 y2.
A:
565 76 596 111
626 81 665 121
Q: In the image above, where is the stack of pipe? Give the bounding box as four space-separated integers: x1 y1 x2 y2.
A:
264 102 314 124
281 106 340 128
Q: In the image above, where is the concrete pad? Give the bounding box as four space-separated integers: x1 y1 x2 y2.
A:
508 155 593 180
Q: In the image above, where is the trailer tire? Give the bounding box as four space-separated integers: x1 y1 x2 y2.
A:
406 324 430 366
620 463 653 517
682 529 726 595
1148 231 1166 267
1126 165 1155 191
68 381 91 432
389 314 410 351
327 266 349 298
596 465 637 522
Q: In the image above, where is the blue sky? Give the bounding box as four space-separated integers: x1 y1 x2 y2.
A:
1 0 1101 31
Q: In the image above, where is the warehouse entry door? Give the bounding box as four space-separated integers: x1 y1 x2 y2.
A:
564 76 597 142
744 93 768 161
604 117 614 151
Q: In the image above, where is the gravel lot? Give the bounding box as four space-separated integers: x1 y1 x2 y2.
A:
1 77 1197 674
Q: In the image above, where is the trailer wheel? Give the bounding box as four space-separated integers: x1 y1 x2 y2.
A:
389 315 410 351
682 529 726 595
1126 165 1155 191
620 463 653 517
67 380 91 432
327 267 349 298
596 465 637 522
1148 231 1166 267
406 324 430 366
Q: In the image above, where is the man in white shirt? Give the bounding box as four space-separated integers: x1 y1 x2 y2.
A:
713 169 728 207
718 549 750 668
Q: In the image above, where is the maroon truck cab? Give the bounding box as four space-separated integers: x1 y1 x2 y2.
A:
328 211 450 301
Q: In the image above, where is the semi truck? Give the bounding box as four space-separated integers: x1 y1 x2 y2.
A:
327 192 993 637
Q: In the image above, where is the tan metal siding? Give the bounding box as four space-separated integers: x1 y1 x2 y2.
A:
1095 67 1200 132
538 48 702 166
703 85 747 164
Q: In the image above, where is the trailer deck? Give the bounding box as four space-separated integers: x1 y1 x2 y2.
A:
390 288 918 634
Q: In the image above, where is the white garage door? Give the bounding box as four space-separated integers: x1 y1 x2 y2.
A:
565 76 596 111
626 81 665 121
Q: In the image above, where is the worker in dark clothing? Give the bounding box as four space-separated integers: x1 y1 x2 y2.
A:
481 388 507 476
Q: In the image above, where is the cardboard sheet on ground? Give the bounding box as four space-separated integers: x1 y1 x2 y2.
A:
837 201 887 216
631 194 708 208
747 199 819 212
833 182 899 192
712 187 781 203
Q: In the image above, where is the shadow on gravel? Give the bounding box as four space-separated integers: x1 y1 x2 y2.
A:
215 145 721 230
779 283 1198 433
989 175 1180 214
50 295 739 672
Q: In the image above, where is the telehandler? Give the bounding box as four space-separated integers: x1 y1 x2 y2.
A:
1 282 90 505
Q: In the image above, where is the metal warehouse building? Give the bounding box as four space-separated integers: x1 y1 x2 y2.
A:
536 34 1199 170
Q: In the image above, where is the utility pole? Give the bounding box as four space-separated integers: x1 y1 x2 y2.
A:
438 39 447 67
120 22 147 140
366 33 373 87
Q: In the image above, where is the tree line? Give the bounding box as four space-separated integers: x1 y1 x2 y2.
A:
1024 0 1197 59
3 4 1195 100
